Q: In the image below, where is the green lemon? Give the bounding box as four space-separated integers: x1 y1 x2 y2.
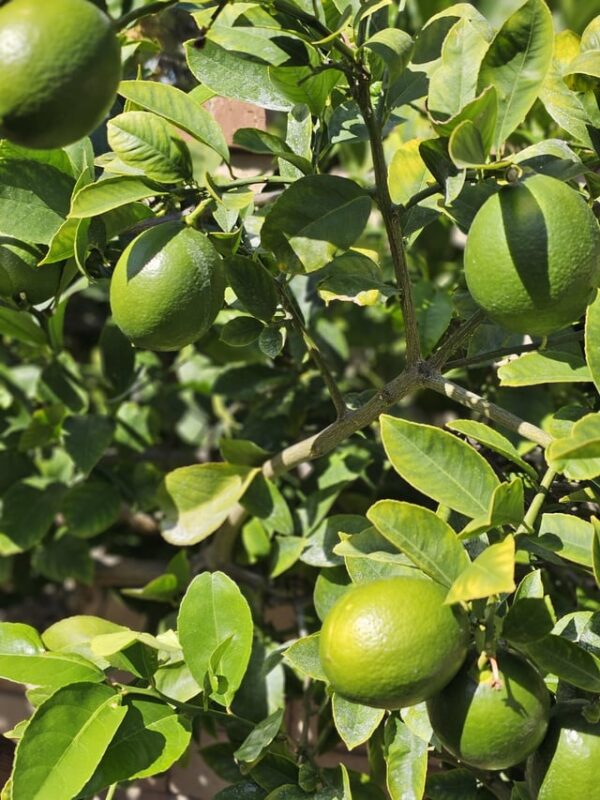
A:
527 709 600 799
0 238 62 304
465 174 600 336
0 0 121 149
110 222 225 351
427 651 550 770
319 576 470 709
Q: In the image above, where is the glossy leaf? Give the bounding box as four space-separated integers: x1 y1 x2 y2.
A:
234 708 284 763
477 0 554 149
332 694 384 751
71 176 167 218
381 415 499 519
525 634 600 692
536 512 595 567
447 419 537 478
445 535 516 604
368 500 469 586
82 698 192 794
178 571 253 706
546 413 600 480
284 633 327 682
118 79 229 161
160 463 258 546
459 478 524 539
261 175 372 273
12 683 127 800
498 349 591 386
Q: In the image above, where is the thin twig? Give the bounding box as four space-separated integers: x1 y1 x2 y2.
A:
400 182 443 211
277 280 348 419
115 0 177 30
430 309 487 370
516 466 558 534
445 330 585 370
420 370 552 449
354 76 421 366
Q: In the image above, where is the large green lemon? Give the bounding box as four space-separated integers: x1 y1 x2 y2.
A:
464 174 600 336
0 238 62 304
427 651 550 770
0 0 121 149
527 709 600 799
319 576 470 709
110 222 225 351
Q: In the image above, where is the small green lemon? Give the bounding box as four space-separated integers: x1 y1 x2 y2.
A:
110 222 225 351
465 174 600 336
427 651 550 770
0 0 121 149
527 709 600 799
319 576 470 710
0 238 62 304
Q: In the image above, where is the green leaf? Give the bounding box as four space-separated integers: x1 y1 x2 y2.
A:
384 716 427 800
259 326 285 359
586 290 600 396
332 694 384 750
160 463 258 546
220 439 271 468
234 708 284 764
388 139 434 206
221 316 264 347
261 175 372 273
270 535 306 578
380 415 500 519
498 349 591 386
32 534 94 585
0 307 46 346
525 634 600 692
233 129 312 174
459 478 525 539
82 698 192 794
42 615 128 669
0 159 74 244
63 415 115 475
539 48 594 148
241 474 294 536
447 419 537 478
429 17 493 120
536 512 595 567
445 535 516 604
432 85 499 156
546 413 600 480
99 320 135 395
0 480 65 555
108 112 192 184
362 28 414 83
477 0 554 150
0 622 104 687
593 518 600 589
71 176 167 218
503 595 556 644
186 39 293 111
318 252 389 307
63 480 122 538
225 256 279 322
367 500 470 587
178 571 253 706
284 633 327 682
12 683 127 800
427 768 495 800
118 79 229 162
449 120 486 168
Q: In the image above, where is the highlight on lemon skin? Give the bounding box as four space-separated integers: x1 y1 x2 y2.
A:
465 174 600 336
109 221 226 352
318 575 470 710
0 0 121 149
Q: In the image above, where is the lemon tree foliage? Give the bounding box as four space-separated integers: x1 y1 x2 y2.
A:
0 0 599 798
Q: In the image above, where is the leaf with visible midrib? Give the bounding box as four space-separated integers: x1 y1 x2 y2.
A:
478 0 554 150
12 683 127 800
380 415 499 519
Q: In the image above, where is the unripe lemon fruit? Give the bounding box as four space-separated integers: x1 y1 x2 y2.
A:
527 709 600 799
465 174 600 336
0 238 62 304
110 222 225 352
319 576 470 709
427 651 550 770
0 0 121 149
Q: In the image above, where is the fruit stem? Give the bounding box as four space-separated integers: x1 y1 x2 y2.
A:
104 785 118 800
488 654 502 689
516 466 558 535
184 198 213 228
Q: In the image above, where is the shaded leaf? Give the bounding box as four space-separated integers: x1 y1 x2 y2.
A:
332 694 384 750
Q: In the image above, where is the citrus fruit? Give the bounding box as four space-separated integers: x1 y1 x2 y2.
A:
0 0 121 149
426 651 550 770
526 709 600 799
319 576 470 709
110 221 225 351
464 174 600 336
0 238 62 304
